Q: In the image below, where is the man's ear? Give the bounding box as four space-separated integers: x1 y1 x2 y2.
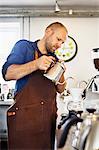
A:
45 28 53 36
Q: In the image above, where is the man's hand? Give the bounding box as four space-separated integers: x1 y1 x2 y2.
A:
36 55 55 71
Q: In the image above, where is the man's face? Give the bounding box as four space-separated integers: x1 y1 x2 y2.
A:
45 28 67 53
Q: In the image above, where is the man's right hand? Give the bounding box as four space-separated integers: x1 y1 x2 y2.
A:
36 55 55 71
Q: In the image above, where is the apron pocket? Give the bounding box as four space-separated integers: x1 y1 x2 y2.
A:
16 102 44 133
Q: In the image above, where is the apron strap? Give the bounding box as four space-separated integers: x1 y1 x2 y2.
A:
34 50 39 60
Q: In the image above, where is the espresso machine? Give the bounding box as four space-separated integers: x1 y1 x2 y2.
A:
78 48 99 150
83 48 99 114
57 48 99 150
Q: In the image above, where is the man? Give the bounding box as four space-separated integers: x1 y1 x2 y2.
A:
2 22 68 150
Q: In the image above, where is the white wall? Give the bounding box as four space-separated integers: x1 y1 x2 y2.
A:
30 17 99 85
0 17 99 88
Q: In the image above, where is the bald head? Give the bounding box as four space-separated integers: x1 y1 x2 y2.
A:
46 22 68 34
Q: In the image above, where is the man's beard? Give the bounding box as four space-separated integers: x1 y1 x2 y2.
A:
45 43 52 53
45 39 55 54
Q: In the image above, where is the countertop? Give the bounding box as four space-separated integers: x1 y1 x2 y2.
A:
0 100 14 106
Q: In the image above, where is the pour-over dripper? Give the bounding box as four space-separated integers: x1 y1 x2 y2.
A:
67 88 84 111
69 88 84 101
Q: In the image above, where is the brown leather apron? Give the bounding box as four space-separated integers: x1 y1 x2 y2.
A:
7 51 57 150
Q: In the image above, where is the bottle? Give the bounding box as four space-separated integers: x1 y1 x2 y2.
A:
7 89 13 99
0 83 1 94
0 83 1 100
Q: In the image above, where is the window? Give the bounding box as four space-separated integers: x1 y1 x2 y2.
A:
0 18 23 95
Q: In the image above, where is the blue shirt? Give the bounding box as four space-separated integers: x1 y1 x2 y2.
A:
2 39 58 94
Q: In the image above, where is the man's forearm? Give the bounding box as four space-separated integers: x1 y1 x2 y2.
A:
5 55 55 81
5 59 38 80
55 75 66 93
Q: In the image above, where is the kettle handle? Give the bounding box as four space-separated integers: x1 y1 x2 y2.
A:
58 111 83 148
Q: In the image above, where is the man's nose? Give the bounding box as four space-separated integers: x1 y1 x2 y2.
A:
57 42 63 48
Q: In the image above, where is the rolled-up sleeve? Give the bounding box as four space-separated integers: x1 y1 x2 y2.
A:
2 40 28 80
